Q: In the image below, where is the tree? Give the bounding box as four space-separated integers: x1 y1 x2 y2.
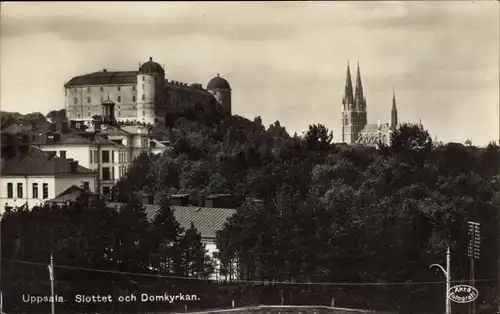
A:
175 222 214 278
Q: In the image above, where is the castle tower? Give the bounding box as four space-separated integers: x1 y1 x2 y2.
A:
136 57 165 124
391 87 398 129
341 61 367 143
207 74 232 115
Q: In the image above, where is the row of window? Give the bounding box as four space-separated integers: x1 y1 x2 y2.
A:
7 183 49 199
90 150 128 164
74 95 149 105
83 86 136 92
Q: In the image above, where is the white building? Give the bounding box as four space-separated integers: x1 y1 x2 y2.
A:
0 146 97 214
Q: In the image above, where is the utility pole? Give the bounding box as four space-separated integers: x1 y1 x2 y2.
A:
0 213 3 314
468 221 480 314
48 254 55 314
430 245 451 314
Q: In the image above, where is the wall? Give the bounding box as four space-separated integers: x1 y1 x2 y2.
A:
38 145 93 168
0 174 99 214
54 174 97 195
65 84 137 121
0 176 56 214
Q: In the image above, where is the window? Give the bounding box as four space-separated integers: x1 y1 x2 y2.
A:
43 184 49 199
111 151 115 163
32 183 39 198
117 86 121 91
88 112 91 117
132 86 136 91
87 97 91 103
102 167 111 180
17 183 23 198
142 76 145 81
59 150 66 159
142 84 145 90
83 181 90 190
132 96 136 102
73 97 78 104
100 87 104 92
142 94 146 101
89 150 93 163
102 150 110 163
93 151 98 163
103 186 111 195
31 134 37 141
7 183 13 198
117 96 121 103
142 110 145 116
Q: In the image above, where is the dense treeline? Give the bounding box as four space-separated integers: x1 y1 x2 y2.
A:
1 107 500 313
115 110 500 313
1 194 215 313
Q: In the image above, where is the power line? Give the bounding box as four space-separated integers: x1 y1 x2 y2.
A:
3 258 496 286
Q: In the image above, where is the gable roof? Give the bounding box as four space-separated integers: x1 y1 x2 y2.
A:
1 147 95 176
65 71 138 88
108 203 236 240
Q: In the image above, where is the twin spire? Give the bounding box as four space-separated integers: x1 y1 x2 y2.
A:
343 61 366 111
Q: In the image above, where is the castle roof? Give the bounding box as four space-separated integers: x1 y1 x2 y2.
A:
64 71 137 88
207 74 231 90
138 57 164 74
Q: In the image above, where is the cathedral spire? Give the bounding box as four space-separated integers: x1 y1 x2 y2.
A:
343 61 354 108
354 62 365 111
391 86 398 129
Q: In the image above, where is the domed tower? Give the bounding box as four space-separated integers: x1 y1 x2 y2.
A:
207 74 232 115
136 57 165 124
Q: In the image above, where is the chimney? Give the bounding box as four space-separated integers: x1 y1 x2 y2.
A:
69 160 78 173
197 194 205 207
170 194 189 206
103 68 107 72
31 121 37 130
49 123 57 132
94 120 102 133
141 192 153 205
60 121 69 134
46 151 57 159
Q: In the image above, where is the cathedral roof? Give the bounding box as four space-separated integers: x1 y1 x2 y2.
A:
138 57 165 74
207 74 231 90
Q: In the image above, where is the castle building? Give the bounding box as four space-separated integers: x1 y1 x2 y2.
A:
340 61 408 147
63 57 232 125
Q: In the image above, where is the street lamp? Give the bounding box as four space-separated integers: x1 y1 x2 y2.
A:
430 246 451 314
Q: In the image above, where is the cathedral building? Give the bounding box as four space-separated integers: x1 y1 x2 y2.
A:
63 57 232 125
340 61 411 147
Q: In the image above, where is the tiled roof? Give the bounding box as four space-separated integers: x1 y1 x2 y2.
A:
1 147 95 176
65 71 138 88
48 187 237 239
107 202 235 239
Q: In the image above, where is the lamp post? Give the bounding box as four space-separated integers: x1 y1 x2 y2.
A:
430 246 451 314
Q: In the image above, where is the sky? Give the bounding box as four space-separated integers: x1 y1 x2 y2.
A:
1 1 499 145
